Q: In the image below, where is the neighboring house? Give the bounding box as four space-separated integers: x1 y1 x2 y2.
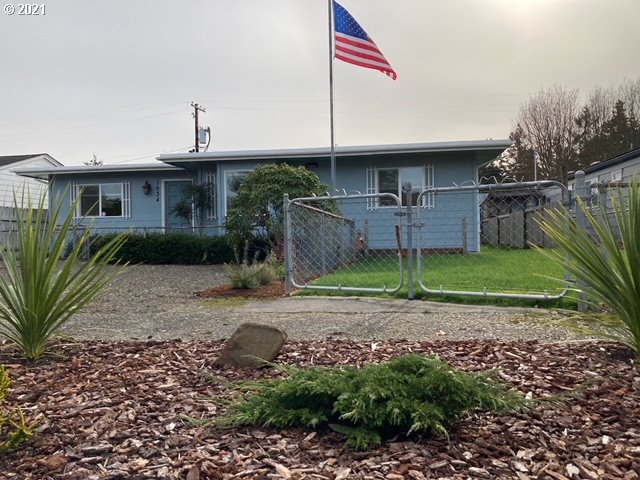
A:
0 153 61 247
567 147 640 191
1 153 62 211
15 140 510 251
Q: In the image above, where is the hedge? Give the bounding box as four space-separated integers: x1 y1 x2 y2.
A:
89 233 269 265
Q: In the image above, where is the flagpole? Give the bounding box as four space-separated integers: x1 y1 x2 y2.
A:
328 0 336 191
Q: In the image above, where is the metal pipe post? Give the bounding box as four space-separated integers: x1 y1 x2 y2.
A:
283 194 292 296
404 182 414 300
574 171 588 312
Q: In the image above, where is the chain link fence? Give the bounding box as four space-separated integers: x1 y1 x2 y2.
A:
284 193 404 293
416 181 570 299
284 181 574 301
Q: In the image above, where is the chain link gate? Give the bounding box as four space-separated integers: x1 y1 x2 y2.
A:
415 180 571 300
284 193 404 294
284 181 572 301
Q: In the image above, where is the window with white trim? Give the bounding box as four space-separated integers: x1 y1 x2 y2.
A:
366 165 434 209
611 169 622 182
223 170 249 215
71 182 130 218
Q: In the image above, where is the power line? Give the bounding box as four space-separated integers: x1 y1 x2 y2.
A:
94 145 194 165
0 109 186 141
0 102 189 129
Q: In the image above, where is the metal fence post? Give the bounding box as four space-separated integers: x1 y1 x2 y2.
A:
461 216 468 253
403 182 414 300
283 193 292 297
574 171 589 312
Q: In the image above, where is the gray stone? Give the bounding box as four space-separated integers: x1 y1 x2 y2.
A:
217 322 288 368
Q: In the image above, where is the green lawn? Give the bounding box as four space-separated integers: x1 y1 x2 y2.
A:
296 247 577 309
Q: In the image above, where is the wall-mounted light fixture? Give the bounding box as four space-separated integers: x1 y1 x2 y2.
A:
142 181 152 195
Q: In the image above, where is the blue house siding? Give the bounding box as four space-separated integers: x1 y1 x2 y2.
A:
49 169 192 234
16 141 510 252
196 152 485 252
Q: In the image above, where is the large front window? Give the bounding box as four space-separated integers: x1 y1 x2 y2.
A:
375 166 434 207
75 183 126 217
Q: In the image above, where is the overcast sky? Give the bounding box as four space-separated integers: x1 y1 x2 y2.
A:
1 0 639 165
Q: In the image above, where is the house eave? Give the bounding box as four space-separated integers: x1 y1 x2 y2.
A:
14 162 185 180
158 140 512 164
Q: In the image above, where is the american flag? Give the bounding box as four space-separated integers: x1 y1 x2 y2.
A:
333 1 397 80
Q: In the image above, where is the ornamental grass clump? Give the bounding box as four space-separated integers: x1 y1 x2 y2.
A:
225 246 278 290
216 354 524 449
539 181 640 357
0 192 127 360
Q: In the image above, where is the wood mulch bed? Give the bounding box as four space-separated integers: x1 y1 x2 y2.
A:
195 282 286 299
1 339 638 479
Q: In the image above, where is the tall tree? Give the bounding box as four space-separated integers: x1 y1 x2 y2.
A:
601 100 640 155
507 78 640 181
505 84 579 182
501 124 534 181
576 100 640 168
574 105 609 168
618 78 640 121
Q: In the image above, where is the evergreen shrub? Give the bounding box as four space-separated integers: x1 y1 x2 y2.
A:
216 354 525 449
90 233 271 265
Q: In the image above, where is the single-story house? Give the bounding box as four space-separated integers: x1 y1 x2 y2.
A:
15 140 510 252
567 147 640 190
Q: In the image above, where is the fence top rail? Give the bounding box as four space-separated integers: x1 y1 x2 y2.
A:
420 180 566 194
289 201 355 223
289 192 401 205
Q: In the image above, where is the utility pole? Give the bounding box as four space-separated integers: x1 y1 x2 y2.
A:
190 102 206 152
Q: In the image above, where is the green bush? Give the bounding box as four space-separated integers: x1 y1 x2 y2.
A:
91 233 239 265
216 354 524 449
1 366 36 453
224 163 335 250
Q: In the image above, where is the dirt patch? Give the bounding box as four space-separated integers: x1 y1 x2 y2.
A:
1 339 638 479
196 281 285 299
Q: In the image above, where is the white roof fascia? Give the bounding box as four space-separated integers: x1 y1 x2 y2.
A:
37 153 64 167
14 162 185 180
158 140 512 163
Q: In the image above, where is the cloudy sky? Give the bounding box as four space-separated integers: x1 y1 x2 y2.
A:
1 0 639 165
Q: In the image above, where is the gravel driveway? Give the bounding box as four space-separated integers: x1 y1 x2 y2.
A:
65 264 587 342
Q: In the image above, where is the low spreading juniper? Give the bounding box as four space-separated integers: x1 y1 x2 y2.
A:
214 354 525 449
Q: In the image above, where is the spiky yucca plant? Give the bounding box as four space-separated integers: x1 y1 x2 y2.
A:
539 181 640 356
0 192 127 360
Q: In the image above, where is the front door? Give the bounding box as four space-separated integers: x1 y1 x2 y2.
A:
165 181 191 231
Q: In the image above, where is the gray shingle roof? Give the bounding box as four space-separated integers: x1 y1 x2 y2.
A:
0 154 47 167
